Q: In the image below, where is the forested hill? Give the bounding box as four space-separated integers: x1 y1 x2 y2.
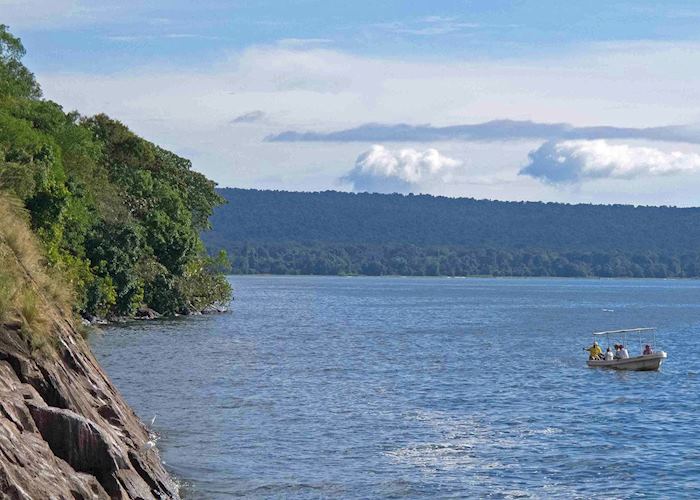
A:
204 188 700 278
0 25 230 318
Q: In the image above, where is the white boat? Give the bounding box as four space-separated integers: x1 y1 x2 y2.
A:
585 328 667 371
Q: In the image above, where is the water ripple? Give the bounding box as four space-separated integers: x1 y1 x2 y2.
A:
91 276 700 499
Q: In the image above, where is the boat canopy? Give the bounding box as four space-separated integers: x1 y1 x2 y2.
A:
592 327 655 336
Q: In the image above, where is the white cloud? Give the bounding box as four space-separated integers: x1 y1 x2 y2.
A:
342 145 461 193
520 140 700 183
36 41 700 205
42 41 700 132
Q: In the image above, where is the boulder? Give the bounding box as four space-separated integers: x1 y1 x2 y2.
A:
135 307 162 320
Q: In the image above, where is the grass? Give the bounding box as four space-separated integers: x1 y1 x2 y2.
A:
18 288 52 351
0 194 71 354
0 271 16 324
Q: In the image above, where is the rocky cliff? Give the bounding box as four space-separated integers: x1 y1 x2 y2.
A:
0 313 179 499
0 313 178 498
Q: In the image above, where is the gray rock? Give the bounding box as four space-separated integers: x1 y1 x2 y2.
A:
135 307 162 320
202 303 228 314
0 313 179 498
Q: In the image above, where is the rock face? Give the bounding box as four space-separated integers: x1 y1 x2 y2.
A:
0 315 179 498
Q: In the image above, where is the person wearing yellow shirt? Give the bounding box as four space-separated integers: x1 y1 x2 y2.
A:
585 341 603 360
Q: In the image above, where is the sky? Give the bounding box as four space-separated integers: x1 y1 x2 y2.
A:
6 0 700 205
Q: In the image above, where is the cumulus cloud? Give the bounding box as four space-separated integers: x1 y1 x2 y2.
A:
230 110 266 124
520 140 700 184
266 120 700 144
342 145 461 193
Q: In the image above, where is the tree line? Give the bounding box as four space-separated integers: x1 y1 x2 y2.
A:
226 243 700 278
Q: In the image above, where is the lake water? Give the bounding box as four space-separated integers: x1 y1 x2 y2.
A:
90 276 700 499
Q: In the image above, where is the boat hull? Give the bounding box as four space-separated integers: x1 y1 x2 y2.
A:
587 352 667 371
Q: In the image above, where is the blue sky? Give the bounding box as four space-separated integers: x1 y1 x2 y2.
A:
17 1 700 71
6 0 700 205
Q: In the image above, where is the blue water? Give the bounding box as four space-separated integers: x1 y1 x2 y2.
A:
90 276 700 499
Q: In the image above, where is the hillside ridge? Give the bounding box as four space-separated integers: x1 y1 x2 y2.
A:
204 188 700 278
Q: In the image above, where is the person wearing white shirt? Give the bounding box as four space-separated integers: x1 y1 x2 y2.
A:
619 345 630 359
605 348 614 361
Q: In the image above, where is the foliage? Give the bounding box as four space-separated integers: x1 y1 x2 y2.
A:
223 242 700 278
205 189 700 278
0 26 231 317
0 25 41 99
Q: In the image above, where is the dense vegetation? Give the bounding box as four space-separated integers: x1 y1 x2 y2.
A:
0 25 230 318
205 188 700 278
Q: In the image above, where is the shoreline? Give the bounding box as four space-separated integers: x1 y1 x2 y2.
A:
81 304 230 327
225 273 700 281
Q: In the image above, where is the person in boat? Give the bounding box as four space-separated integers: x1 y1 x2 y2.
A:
613 344 621 359
585 341 603 360
643 344 653 355
605 347 614 361
619 344 630 359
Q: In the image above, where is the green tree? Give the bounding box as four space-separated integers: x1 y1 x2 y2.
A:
0 25 41 99
0 26 231 318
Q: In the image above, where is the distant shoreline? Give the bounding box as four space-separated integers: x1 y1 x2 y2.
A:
226 274 700 281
